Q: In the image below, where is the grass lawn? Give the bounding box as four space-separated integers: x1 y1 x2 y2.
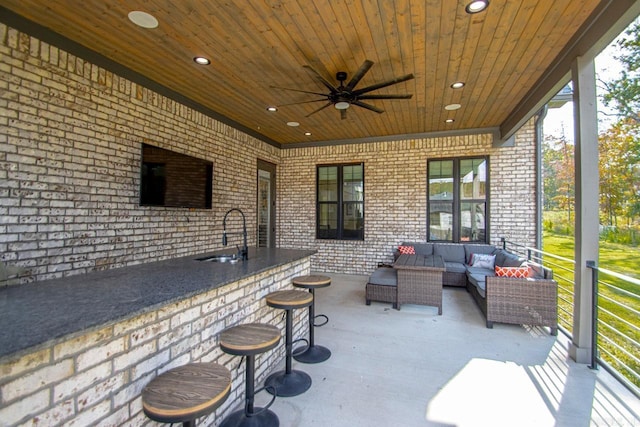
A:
543 231 640 279
542 231 640 388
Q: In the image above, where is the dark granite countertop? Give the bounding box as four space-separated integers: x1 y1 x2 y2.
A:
0 247 315 361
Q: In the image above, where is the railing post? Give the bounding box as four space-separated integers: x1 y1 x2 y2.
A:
586 260 598 370
501 237 506 250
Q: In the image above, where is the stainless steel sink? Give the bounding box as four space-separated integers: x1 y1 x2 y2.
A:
197 254 239 263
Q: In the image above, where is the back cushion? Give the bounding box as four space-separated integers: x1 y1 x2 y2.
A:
464 244 497 264
494 249 526 267
401 242 433 256
434 244 466 263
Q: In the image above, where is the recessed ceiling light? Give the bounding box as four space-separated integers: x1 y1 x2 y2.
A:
445 119 455 123
128 11 159 29
266 106 278 112
451 82 465 89
445 103 461 111
465 0 489 14
193 56 211 65
304 131 312 136
287 121 300 127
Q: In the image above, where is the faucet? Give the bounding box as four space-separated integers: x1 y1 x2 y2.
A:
222 208 248 261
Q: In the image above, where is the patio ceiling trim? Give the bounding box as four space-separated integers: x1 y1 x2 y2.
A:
497 0 640 146
281 127 499 149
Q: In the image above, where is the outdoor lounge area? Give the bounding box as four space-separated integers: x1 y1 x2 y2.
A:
264 273 640 426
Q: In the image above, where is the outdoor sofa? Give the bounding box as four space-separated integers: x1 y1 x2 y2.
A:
365 242 558 335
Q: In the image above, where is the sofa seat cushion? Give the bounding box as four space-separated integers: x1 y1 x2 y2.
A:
434 244 466 263
445 261 467 274
467 273 486 298
466 266 495 277
368 267 398 287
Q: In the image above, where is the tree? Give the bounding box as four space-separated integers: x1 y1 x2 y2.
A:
599 119 640 226
601 20 640 124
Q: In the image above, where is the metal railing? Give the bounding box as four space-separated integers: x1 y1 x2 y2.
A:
501 238 640 397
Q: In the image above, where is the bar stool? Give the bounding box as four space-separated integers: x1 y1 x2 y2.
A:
292 275 332 363
264 289 313 397
219 323 281 427
142 362 231 427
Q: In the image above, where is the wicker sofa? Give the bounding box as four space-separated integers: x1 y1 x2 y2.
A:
365 242 558 335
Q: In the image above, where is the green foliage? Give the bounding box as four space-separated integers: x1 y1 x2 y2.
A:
602 20 640 123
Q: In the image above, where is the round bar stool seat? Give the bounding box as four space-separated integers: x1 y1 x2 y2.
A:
142 362 231 427
292 275 332 364
264 290 313 397
219 323 281 427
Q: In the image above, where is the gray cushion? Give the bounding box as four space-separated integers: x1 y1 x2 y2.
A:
434 244 466 263
464 244 497 264
467 273 486 298
444 261 467 274
466 266 495 277
368 268 397 287
400 242 433 256
495 249 525 267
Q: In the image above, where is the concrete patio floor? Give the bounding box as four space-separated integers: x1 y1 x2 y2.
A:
243 273 640 427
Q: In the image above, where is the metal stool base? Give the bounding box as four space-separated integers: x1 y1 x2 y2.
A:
219 409 279 427
293 344 331 364
264 370 312 397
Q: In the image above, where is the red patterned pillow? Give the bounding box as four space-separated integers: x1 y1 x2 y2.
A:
495 265 531 278
398 245 416 255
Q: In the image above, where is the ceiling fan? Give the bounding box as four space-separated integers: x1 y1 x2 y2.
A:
274 60 414 119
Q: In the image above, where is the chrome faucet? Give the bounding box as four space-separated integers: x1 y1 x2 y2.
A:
222 208 248 261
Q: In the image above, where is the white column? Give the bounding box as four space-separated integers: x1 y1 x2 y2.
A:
570 55 599 363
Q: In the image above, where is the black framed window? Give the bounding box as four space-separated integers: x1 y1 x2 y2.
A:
428 157 488 242
317 163 364 240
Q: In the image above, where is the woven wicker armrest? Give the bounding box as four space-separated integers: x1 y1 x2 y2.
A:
485 276 558 335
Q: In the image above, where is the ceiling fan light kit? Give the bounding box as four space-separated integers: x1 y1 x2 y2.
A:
275 59 414 120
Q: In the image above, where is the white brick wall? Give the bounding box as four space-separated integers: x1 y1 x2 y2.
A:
278 131 538 274
0 23 279 283
0 258 311 426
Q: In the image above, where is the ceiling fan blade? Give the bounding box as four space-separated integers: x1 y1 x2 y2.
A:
305 101 333 117
357 94 413 100
278 98 329 107
303 65 339 94
352 101 384 114
352 73 415 95
270 85 327 96
345 60 374 91
341 109 347 120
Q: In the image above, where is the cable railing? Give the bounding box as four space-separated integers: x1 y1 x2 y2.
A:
501 239 640 397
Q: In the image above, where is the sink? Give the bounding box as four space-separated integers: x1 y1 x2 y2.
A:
197 254 239 263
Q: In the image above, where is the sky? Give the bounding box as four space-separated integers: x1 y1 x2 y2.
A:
542 29 627 142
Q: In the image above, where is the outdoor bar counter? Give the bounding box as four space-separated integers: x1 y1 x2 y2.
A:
0 247 315 426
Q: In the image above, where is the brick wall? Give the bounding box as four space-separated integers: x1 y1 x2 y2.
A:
0 23 279 283
278 129 538 275
0 257 311 426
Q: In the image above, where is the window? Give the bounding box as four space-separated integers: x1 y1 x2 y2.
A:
317 163 364 240
428 157 488 242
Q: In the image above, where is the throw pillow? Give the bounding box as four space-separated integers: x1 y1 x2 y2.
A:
470 253 495 269
495 265 531 278
398 245 416 255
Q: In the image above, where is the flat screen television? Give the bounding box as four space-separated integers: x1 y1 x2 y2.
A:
140 144 213 209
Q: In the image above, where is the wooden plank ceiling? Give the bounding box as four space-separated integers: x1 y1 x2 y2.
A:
1 0 606 145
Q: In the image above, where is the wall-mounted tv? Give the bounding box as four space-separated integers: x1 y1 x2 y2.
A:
140 144 213 209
